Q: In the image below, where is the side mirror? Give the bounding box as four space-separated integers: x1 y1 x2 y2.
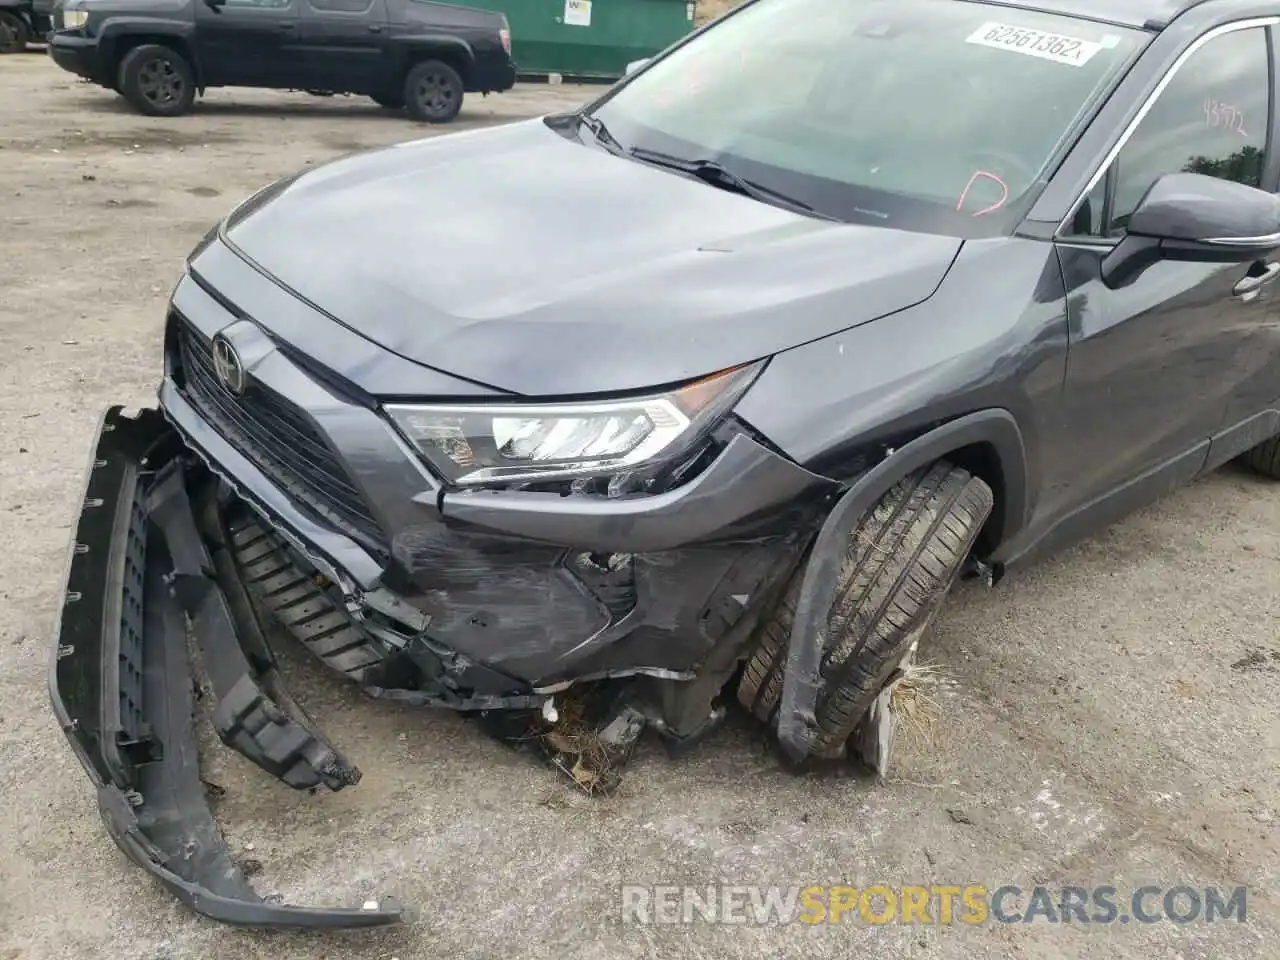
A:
1102 172 1280 288
624 58 650 76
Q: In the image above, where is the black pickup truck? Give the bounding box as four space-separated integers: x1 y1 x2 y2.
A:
0 0 53 52
47 0 516 122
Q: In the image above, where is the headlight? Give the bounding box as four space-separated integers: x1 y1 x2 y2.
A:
385 362 761 487
62 9 89 28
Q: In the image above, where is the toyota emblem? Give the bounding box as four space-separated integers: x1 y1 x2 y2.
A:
211 335 246 396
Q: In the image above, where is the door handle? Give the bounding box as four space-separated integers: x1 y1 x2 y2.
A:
368 23 382 32
279 20 295 29
1233 261 1280 300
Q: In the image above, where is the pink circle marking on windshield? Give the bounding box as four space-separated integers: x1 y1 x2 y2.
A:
956 170 1009 217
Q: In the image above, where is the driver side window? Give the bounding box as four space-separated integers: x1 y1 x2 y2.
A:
1068 26 1272 238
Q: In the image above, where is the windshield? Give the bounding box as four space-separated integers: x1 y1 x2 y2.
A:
590 0 1145 236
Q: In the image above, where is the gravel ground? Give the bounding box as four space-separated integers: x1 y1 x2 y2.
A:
2 53 1279 960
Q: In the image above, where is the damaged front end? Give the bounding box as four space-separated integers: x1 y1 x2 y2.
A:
50 280 850 924
49 406 408 928
51 401 834 926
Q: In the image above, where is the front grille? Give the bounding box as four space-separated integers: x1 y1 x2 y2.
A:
173 316 387 552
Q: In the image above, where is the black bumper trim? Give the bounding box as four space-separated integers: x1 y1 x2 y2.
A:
49 406 408 928
48 35 106 85
147 463 364 791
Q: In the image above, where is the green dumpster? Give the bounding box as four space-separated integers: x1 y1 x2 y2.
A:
469 0 697 81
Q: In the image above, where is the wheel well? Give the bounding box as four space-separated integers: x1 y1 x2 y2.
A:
401 47 471 89
111 34 196 84
940 441 1007 552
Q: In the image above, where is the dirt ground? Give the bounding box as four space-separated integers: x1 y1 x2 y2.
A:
2 52 1279 960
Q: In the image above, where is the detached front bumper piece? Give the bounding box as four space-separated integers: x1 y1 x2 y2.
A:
48 406 409 929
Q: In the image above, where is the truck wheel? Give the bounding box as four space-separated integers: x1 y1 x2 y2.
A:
118 44 195 117
403 60 464 123
1242 435 1280 478
0 11 28 53
738 462 993 760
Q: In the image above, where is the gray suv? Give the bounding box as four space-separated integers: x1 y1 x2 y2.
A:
50 0 1280 929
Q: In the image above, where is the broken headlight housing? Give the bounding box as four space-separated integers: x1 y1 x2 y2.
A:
385 363 762 489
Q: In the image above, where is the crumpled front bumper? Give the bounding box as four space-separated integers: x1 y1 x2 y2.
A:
49 405 410 928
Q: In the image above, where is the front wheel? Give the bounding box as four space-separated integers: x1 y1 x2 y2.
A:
738 461 993 761
118 44 195 117
1242 436 1280 478
0 11 29 54
403 60 464 123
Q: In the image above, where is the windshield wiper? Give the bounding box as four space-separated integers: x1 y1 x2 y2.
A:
577 112 627 156
628 147 835 220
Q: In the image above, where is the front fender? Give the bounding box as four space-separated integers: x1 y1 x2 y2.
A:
97 16 195 40
774 408 1027 763
95 16 197 73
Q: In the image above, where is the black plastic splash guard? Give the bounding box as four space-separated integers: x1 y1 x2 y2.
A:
48 405 410 929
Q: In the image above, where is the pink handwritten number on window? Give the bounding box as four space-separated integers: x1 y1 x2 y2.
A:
956 171 1009 217
1204 98 1249 137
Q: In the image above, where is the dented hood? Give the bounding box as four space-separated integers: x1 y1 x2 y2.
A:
223 119 962 396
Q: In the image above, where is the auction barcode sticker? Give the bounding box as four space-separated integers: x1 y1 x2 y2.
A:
965 22 1104 67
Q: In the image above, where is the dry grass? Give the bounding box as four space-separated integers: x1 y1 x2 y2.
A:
889 659 947 743
538 693 625 796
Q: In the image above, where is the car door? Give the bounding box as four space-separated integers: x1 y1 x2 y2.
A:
1211 23 1280 464
1045 22 1280 517
298 0 390 94
196 0 303 88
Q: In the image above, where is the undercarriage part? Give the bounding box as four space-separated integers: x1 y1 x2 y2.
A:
961 554 996 586
363 684 547 711
50 406 408 928
226 511 389 682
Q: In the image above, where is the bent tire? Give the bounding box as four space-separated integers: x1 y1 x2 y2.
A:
118 44 195 117
1243 435 1280 479
403 60 464 123
0 11 28 54
738 462 993 760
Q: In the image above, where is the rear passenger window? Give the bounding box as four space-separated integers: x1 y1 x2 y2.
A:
309 0 374 10
1106 27 1271 235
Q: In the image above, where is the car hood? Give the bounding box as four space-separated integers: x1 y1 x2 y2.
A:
222 119 963 396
